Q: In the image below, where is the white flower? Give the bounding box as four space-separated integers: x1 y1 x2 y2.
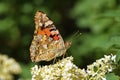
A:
86 54 116 80
31 56 87 80
31 54 116 80
0 54 21 80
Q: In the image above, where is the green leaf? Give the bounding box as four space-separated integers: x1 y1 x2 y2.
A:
108 44 120 54
0 3 9 13
116 51 120 64
20 63 35 79
21 3 33 13
0 18 15 32
106 73 119 80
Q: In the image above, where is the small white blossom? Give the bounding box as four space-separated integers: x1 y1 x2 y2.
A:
86 54 116 80
31 56 87 80
0 54 21 80
31 54 116 80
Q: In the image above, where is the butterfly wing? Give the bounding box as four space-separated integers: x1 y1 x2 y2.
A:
30 11 69 62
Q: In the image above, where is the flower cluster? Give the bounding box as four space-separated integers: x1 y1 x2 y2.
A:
31 54 116 80
86 54 116 80
0 54 21 80
31 57 87 80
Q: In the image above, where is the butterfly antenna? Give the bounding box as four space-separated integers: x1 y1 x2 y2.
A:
69 30 82 41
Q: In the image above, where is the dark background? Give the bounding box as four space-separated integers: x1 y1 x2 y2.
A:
0 0 120 79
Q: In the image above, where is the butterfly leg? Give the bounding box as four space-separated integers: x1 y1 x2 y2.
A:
53 57 57 64
62 52 67 59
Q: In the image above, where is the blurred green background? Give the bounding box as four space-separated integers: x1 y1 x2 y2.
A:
0 0 120 79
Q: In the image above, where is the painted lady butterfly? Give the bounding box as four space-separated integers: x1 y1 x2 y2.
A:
30 11 71 62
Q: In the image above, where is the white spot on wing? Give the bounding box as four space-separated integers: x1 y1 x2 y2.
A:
54 40 59 44
39 22 43 26
48 37 53 42
45 20 53 27
43 44 48 49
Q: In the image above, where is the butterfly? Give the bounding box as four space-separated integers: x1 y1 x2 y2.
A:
30 11 71 62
